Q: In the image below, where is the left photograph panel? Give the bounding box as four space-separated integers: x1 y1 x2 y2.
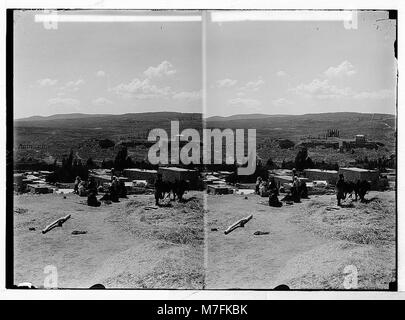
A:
11 10 204 289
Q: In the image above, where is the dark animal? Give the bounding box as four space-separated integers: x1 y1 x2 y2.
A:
341 180 371 202
356 180 371 202
155 179 189 204
171 179 189 202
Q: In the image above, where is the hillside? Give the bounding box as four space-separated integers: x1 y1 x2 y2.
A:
14 111 396 166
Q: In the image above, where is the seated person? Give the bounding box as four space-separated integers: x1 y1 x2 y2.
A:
299 180 309 199
87 191 101 207
268 177 282 207
78 181 87 197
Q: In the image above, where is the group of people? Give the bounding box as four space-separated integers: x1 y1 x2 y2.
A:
257 171 371 208
256 176 283 207
74 175 127 207
74 176 100 207
99 176 127 204
74 172 190 208
74 176 97 197
256 171 309 207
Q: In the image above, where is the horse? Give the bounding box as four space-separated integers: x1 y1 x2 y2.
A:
156 180 189 202
341 180 371 202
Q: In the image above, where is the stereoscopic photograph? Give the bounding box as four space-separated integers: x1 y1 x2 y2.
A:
9 9 397 290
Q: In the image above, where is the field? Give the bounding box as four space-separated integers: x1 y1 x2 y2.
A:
14 191 204 289
14 188 396 289
205 190 396 289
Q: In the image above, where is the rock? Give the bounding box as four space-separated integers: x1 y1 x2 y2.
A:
72 230 87 235
253 231 269 236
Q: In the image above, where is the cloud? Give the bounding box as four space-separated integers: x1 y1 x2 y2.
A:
111 78 173 99
324 61 356 78
92 97 113 106
47 97 80 109
143 61 177 78
96 70 106 77
37 78 58 87
112 63 199 101
276 71 288 77
239 78 265 92
228 97 261 110
272 98 292 107
112 74 201 101
60 79 85 92
215 78 237 88
172 90 201 101
291 78 353 99
354 89 394 100
292 78 393 101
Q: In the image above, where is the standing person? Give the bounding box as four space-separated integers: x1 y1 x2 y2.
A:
74 176 81 194
336 174 346 206
255 177 263 194
110 176 119 202
154 173 164 206
292 176 301 203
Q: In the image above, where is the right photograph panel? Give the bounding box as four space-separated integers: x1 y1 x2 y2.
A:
204 10 397 290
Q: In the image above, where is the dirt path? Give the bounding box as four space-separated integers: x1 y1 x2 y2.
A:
205 194 330 289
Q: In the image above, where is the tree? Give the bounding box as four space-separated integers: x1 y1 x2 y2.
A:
99 139 115 149
66 149 74 169
279 139 295 149
86 157 96 168
265 158 277 169
295 147 308 171
114 146 131 170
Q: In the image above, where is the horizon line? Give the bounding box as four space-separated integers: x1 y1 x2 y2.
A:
15 110 396 121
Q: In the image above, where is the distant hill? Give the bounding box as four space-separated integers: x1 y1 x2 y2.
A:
15 112 203 128
206 112 395 122
17 111 395 123
13 111 396 166
16 113 109 121
206 113 282 121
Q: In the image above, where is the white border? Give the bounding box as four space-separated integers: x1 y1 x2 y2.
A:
0 0 403 300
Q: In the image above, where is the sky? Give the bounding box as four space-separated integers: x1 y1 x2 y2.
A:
14 10 397 118
207 10 397 117
13 10 202 118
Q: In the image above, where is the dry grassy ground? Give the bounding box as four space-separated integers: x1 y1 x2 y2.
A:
205 191 396 290
14 192 204 289
14 189 395 290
